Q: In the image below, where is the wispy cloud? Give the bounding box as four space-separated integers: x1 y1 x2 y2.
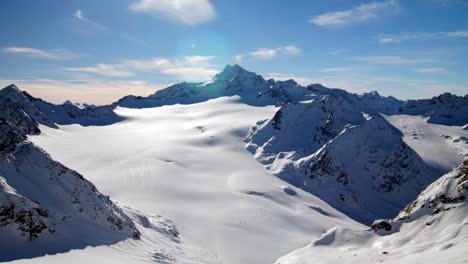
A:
64 64 135 77
235 45 301 62
352 55 436 64
64 55 219 81
123 55 218 81
413 67 445 73
378 30 468 43
320 67 355 72
74 9 108 31
328 49 345 56
310 0 398 27
129 0 216 26
2 46 78 60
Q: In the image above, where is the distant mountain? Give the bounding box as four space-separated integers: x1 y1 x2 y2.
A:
24 91 123 126
114 64 404 114
275 160 468 264
397 93 468 126
245 94 436 223
0 84 139 261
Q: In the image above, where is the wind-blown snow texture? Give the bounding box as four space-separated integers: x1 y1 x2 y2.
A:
275 160 468 264
1 64 467 263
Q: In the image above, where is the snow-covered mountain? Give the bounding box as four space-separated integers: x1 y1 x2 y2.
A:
24 91 123 126
275 160 468 264
0 84 139 261
114 64 403 113
1 65 466 263
397 92 468 126
27 95 364 264
245 94 436 223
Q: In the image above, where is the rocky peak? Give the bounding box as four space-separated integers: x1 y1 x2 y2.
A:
212 64 262 83
0 84 28 101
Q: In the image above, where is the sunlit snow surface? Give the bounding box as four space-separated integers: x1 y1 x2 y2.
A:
385 114 468 171
27 96 362 264
275 116 468 264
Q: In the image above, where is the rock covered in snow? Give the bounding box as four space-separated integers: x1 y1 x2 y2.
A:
0 142 140 241
0 85 54 152
359 91 403 115
0 84 139 261
397 92 468 126
246 95 434 223
274 160 468 264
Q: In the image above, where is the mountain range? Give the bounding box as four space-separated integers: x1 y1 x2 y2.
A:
0 65 467 264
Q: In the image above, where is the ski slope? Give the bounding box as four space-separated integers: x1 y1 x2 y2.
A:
27 96 363 264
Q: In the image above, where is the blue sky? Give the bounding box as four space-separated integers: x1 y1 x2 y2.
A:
1 0 468 104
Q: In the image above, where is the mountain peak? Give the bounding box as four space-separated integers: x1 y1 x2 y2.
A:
1 84 21 94
0 84 28 101
213 64 257 81
365 91 381 97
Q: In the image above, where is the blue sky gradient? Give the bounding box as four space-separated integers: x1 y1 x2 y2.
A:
1 0 467 104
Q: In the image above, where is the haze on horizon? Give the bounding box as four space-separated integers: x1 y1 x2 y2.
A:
1 0 468 105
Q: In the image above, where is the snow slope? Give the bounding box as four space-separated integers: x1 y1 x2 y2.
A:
29 96 363 264
245 95 436 223
385 114 468 172
275 160 468 264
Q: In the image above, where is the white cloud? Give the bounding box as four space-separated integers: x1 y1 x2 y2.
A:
64 55 218 81
234 54 244 63
320 67 355 72
280 45 301 55
328 49 345 56
378 30 468 43
74 9 108 31
125 56 218 81
310 0 398 27
249 48 278 59
183 55 217 64
352 55 435 64
237 45 301 61
413 68 445 73
129 0 216 26
2 46 78 60
64 64 135 77
161 67 218 80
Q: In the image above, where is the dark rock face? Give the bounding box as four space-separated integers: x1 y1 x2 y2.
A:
0 85 45 152
370 220 392 232
0 202 54 241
